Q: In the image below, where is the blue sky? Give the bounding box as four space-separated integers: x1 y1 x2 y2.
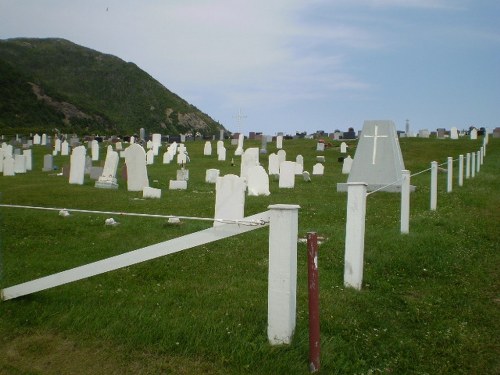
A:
1 0 499 135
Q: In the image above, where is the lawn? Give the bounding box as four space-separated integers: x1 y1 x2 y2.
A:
0 136 498 374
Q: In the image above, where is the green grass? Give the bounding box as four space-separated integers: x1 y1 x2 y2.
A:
0 137 498 374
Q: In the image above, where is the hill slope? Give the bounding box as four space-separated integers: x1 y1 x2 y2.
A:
0 38 223 136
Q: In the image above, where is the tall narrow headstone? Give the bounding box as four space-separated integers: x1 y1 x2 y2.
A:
268 153 280 175
33 134 41 145
42 154 53 171
204 141 212 156
295 155 304 175
276 135 283 149
69 145 86 185
61 140 69 156
450 127 459 140
342 155 353 174
240 148 259 180
91 140 99 161
470 128 478 140
277 149 286 164
247 166 270 196
337 120 407 192
95 149 119 189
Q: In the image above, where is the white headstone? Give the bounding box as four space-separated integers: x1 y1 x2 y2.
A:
54 138 61 153
205 169 220 183
176 168 189 181
450 127 459 140
302 171 311 182
470 128 477 140
143 186 162 198
240 147 259 180
0 149 3 173
69 145 86 185
218 147 227 161
312 163 324 175
338 120 406 192
419 129 430 138
91 140 99 161
23 149 32 171
276 135 283 149
146 149 155 165
177 152 187 165
33 134 41 145
152 133 162 148
268 153 280 175
42 154 53 171
277 149 286 164
169 180 188 190
340 142 348 154
295 155 304 175
146 140 153 149
41 134 47 145
316 142 325 152
214 174 246 226
115 142 123 151
235 134 245 156
3 156 15 176
342 155 353 174
204 141 212 156
124 144 149 191
279 161 296 188
95 149 119 189
61 140 69 156
217 140 224 155
163 151 173 164
14 155 26 173
247 166 270 196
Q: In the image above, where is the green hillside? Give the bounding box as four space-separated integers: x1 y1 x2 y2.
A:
0 38 223 136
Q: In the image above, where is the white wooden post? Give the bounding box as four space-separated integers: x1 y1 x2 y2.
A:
471 152 476 178
400 170 410 234
476 151 480 173
267 204 300 345
344 182 367 290
458 154 464 187
466 153 471 179
480 146 484 164
447 157 453 193
430 161 438 211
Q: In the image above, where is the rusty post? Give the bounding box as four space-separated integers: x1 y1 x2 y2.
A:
307 232 320 373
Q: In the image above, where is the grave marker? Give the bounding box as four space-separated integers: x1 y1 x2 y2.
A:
69 145 86 185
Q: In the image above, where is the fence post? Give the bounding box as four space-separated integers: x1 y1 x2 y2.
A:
471 152 476 178
267 204 300 345
447 157 453 193
466 153 471 179
480 146 484 164
344 182 367 290
458 154 464 187
430 161 438 211
307 232 320 373
476 151 481 173
400 170 410 234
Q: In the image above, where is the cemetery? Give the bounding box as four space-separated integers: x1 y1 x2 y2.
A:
0 132 498 374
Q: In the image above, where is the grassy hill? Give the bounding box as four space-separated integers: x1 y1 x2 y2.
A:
0 137 498 374
0 38 223 136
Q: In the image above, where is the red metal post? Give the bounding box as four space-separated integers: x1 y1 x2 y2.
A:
307 232 320 373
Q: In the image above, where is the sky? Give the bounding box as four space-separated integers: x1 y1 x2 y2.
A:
1 0 499 135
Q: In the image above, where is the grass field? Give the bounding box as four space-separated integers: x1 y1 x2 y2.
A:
0 136 498 374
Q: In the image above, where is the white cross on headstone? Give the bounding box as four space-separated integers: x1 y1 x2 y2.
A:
363 125 388 165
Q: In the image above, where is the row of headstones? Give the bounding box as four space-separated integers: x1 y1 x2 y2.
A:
418 128 481 139
0 143 32 176
316 141 349 153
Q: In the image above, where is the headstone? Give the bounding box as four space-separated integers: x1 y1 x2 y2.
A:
115 142 123 151
340 142 348 154
143 186 162 198
33 134 41 145
260 136 268 154
316 142 325 152
302 171 311 182
492 127 500 138
277 149 286 164
69 145 86 185
177 152 187 165
268 153 280 175
205 169 220 183
218 147 227 161
61 140 69 155
42 154 53 171
89 166 104 180
41 134 47 145
214 174 246 226
169 180 188 190
152 133 162 149
204 141 212 156
14 155 26 173
219 129 224 141
54 138 61 154
217 140 224 155
342 155 353 174
437 128 446 139
470 128 477 140
140 128 145 140
235 134 245 156
180 134 186 143
450 127 459 140
124 143 149 191
84 156 92 175
312 163 324 175
23 149 32 171
176 168 189 181
279 161 296 188
295 155 304 175
91 140 99 161
163 151 173 164
130 136 135 144
337 120 407 192
247 166 270 196
419 129 430 138
146 140 153 149
146 149 155 165
276 135 283 149
0 149 3 173
240 147 259 180
3 156 15 176
316 156 325 163
95 149 119 189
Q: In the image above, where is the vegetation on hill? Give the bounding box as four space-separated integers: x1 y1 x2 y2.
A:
0 38 223 136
